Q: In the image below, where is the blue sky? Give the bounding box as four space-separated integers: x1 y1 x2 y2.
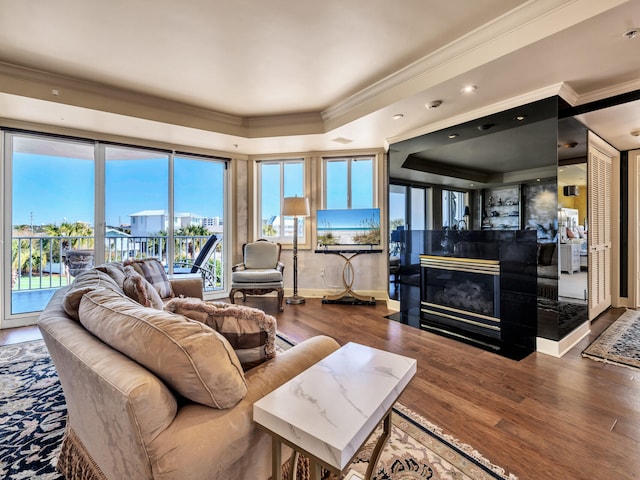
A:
13 153 224 227
13 150 374 229
317 208 380 229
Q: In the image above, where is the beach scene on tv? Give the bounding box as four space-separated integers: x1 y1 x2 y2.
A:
317 208 381 246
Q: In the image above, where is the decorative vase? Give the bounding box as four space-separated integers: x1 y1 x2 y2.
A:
65 249 94 277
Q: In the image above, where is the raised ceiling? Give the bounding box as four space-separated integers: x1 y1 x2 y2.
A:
0 0 639 158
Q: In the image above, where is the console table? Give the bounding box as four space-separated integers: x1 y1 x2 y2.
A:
315 249 382 305
253 342 417 480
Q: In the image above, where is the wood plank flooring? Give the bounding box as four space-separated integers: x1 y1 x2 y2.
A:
3 299 638 480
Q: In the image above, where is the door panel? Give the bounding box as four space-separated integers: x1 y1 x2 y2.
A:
587 133 615 320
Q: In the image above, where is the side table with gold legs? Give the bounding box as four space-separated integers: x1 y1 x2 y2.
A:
315 248 381 305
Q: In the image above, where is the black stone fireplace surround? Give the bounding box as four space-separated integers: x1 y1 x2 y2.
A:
392 230 538 360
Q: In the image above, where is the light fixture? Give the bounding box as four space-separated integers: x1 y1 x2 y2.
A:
282 196 310 305
426 100 442 109
392 113 404 120
461 85 477 94
515 115 527 121
623 28 638 39
563 185 579 196
631 130 640 137
448 133 459 139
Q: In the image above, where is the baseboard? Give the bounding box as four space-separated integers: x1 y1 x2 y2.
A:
293 288 388 301
536 320 591 357
386 298 401 312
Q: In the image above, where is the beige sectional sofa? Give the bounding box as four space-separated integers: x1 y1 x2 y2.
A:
38 260 340 480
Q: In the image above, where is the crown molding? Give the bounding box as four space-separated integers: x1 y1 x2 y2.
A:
573 78 640 106
0 61 329 139
322 0 629 130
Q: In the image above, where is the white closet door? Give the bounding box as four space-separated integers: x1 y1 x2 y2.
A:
588 133 615 320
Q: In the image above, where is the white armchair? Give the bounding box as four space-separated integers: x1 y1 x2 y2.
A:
229 239 285 311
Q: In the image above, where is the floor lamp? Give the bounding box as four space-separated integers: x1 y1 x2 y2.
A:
283 196 310 304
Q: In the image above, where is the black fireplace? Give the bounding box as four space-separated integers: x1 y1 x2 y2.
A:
407 230 538 359
421 256 501 339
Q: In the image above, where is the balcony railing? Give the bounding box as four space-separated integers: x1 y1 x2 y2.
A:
11 234 224 294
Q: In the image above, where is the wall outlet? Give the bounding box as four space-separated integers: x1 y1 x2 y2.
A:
320 268 325 277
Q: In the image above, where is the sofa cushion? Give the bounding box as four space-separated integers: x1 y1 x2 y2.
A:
79 288 247 408
164 297 276 370
123 265 164 309
124 258 174 299
93 262 126 287
62 268 123 321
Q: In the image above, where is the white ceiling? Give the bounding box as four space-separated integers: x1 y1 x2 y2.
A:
0 0 639 157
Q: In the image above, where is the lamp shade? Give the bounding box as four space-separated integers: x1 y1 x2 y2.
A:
283 196 310 217
463 206 471 217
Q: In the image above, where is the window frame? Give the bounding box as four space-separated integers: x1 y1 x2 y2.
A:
255 157 309 244
322 155 377 210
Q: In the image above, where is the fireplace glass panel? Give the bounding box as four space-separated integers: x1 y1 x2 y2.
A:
424 267 499 318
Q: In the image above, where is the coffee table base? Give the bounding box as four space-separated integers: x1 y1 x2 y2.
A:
269 410 392 480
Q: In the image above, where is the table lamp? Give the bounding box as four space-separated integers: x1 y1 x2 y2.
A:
282 196 310 304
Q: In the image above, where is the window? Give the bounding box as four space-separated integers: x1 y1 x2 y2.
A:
324 156 374 209
3 131 229 326
257 159 305 241
442 190 467 229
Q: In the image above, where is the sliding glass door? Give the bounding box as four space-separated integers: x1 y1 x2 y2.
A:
3 132 228 328
5 133 95 320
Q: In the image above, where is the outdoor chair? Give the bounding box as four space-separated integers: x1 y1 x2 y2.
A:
229 239 284 311
174 234 219 289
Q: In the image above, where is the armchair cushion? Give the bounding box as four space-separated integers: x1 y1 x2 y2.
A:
164 297 276 370
243 241 280 269
79 288 248 409
231 269 283 284
124 257 174 299
123 265 164 309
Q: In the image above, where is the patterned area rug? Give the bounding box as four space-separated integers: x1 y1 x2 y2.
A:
0 340 65 479
1 338 518 480
582 309 640 370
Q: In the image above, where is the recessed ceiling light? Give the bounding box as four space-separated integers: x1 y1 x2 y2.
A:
515 115 526 121
425 100 442 109
469 183 475 187
332 137 353 144
448 133 459 139
461 85 477 94
623 28 638 39
631 130 640 137
392 113 404 120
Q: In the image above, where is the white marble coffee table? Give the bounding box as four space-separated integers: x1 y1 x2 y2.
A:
253 342 417 480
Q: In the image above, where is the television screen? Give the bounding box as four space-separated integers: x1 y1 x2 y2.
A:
316 208 381 246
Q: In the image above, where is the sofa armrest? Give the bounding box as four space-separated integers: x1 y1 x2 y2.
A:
147 335 341 480
169 275 203 299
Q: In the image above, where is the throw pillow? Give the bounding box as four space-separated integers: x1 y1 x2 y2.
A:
62 268 123 321
164 297 276 370
93 262 126 287
123 265 164 309
79 288 247 409
124 257 174 299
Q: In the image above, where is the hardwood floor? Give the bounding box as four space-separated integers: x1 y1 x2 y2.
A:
3 299 638 479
